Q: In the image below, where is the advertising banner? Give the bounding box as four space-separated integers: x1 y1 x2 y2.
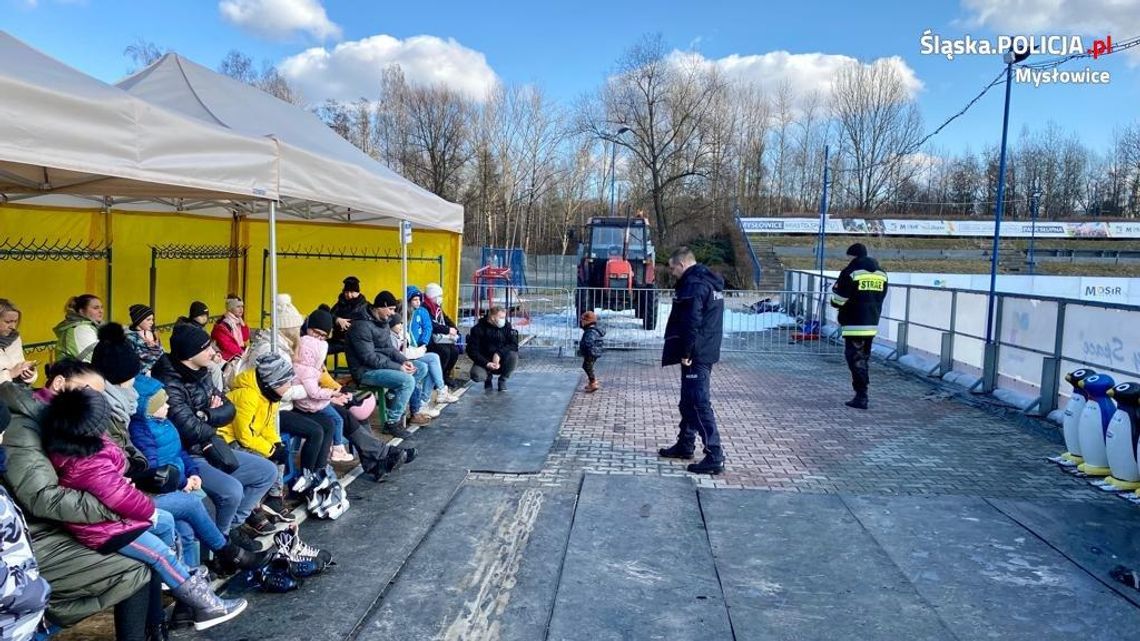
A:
740 217 1140 238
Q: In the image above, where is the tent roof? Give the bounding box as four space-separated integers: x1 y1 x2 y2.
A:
118 54 464 233
0 32 278 203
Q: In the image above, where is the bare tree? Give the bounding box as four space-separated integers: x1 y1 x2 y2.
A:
581 34 726 241
124 38 164 73
831 60 923 213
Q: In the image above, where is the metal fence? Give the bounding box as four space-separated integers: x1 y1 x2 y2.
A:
455 284 840 356
787 268 1140 415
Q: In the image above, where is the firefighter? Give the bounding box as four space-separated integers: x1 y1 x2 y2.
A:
831 243 888 410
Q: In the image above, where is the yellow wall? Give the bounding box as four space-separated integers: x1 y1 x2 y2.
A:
1 204 462 356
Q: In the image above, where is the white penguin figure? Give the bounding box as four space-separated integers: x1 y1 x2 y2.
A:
1105 382 1140 490
1054 368 1096 466
1077 374 1116 477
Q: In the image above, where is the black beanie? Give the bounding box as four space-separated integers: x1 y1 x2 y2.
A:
189 301 209 319
129 304 154 330
373 290 399 308
91 323 142 385
308 308 334 334
170 324 212 362
846 243 868 258
43 388 109 457
343 276 361 293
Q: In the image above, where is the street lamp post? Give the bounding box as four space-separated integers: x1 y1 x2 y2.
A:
609 127 630 217
981 47 1029 391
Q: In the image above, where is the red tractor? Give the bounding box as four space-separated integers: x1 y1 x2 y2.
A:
576 215 659 330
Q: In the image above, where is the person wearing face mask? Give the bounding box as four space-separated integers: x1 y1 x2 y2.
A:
467 307 519 392
422 283 461 388
53 294 104 362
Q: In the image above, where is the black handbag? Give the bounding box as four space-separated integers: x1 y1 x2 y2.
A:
203 434 240 473
134 464 183 494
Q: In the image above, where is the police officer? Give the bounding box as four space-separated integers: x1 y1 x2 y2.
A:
657 247 726 475
830 243 888 410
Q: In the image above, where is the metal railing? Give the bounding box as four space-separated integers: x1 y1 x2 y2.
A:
454 284 839 356
787 268 1140 415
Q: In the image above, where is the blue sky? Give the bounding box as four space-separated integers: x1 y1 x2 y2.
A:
5 0 1138 156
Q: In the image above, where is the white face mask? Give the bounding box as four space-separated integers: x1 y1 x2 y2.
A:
493 318 506 329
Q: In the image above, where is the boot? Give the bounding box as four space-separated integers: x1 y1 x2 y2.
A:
658 442 695 460
845 394 869 410
170 572 247 631
497 378 509 392
409 412 432 426
210 541 270 576
585 380 600 393
145 622 170 641
383 419 413 439
484 376 494 390
687 454 725 475
227 525 266 553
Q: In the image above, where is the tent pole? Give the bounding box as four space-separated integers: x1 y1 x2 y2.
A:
269 201 279 351
401 219 409 328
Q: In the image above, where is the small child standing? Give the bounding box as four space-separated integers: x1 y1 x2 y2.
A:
42 387 247 631
578 311 605 393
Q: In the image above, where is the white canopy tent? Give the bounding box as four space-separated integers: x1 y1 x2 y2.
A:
0 31 278 205
116 54 464 233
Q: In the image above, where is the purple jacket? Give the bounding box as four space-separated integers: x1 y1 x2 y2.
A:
49 435 154 552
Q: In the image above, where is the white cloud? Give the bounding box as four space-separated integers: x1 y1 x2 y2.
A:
668 50 923 104
219 0 342 42
962 0 1140 36
279 34 499 102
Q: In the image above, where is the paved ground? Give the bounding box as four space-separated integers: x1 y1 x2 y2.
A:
56 347 1140 641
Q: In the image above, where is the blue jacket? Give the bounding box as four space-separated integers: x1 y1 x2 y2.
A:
409 306 434 348
662 264 724 367
129 374 198 487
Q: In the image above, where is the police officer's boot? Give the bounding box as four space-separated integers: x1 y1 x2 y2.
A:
658 442 695 459
845 393 869 410
687 454 725 475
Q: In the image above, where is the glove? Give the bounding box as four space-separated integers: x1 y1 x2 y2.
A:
269 443 290 465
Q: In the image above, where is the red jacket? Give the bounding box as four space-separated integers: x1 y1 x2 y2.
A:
211 318 250 362
49 435 154 552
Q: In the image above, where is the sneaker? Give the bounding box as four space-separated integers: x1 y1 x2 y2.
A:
243 510 286 537
845 395 869 410
329 444 354 462
658 442 695 460
435 389 461 404
584 381 601 393
421 406 441 419
382 421 413 439
409 412 432 426
228 525 267 553
259 495 297 524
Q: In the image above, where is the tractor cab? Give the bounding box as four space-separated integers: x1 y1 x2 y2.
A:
576 215 659 330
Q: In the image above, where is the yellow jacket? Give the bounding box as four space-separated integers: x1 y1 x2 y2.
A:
219 369 279 457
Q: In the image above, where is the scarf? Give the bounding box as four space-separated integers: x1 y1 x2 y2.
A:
103 384 139 425
423 296 442 320
0 329 17 351
223 312 245 347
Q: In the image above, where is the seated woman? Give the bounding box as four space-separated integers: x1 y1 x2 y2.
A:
467 307 520 391
406 288 460 406
211 295 250 364
422 283 461 388
53 294 104 362
0 298 38 387
126 304 165 375
42 387 247 631
2 373 157 641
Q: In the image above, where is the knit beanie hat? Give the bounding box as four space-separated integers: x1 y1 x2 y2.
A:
406 286 422 304
343 276 361 293
373 290 399 309
846 243 868 258
189 301 209 319
225 294 244 312
147 388 169 416
43 388 109 457
129 304 154 330
170 324 212 361
254 353 294 389
92 323 142 385
307 308 334 334
424 283 443 300
275 294 304 330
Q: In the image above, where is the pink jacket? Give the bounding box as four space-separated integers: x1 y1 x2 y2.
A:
49 435 154 552
292 335 334 413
